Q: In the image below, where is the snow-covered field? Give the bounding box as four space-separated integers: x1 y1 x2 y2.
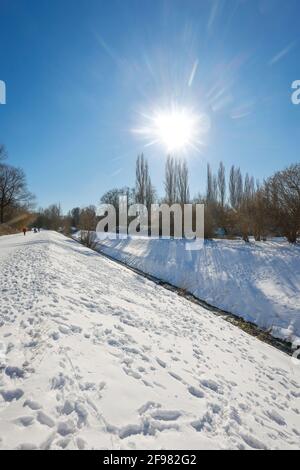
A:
95 237 300 344
0 231 299 450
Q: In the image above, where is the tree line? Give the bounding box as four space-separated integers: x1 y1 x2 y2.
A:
202 161 300 243
34 154 300 243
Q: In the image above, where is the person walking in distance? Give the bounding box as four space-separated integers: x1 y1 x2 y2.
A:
22 227 27 236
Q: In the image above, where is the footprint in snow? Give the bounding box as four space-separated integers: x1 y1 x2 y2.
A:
200 379 223 395
17 443 38 450
123 367 142 380
58 325 70 335
54 437 71 449
5 366 25 379
168 371 184 383
14 416 35 427
138 401 161 415
265 409 286 426
37 411 56 428
188 386 205 399
0 388 24 402
241 433 267 450
156 358 167 368
57 419 76 437
151 410 181 421
23 399 42 411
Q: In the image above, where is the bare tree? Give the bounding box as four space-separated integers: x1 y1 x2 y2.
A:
0 164 34 224
135 154 148 205
101 187 134 211
165 156 178 204
218 162 226 208
100 187 135 233
229 166 243 209
79 205 98 248
236 168 244 208
252 187 269 241
264 164 300 243
135 154 156 211
43 204 62 230
237 173 256 242
244 173 255 201
177 160 190 205
70 207 81 228
145 176 156 211
206 163 215 203
213 175 218 203
229 165 237 209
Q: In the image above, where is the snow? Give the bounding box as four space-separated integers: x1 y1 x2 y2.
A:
94 236 300 344
0 231 299 450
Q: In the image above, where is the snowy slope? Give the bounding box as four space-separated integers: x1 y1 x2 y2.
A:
95 237 300 344
0 231 299 450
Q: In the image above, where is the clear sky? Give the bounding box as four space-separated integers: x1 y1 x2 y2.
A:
0 0 299 212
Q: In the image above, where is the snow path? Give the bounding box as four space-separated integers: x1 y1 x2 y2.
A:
0 231 299 450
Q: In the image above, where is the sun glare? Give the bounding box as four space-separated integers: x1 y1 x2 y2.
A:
133 105 210 154
153 110 197 152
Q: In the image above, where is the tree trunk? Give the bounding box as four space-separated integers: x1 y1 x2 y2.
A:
287 231 297 243
0 203 4 224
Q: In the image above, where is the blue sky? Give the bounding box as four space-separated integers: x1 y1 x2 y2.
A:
0 0 299 212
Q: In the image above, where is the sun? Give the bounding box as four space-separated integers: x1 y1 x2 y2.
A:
153 109 197 152
133 104 210 154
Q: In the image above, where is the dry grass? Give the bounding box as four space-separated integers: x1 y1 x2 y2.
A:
0 224 18 236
